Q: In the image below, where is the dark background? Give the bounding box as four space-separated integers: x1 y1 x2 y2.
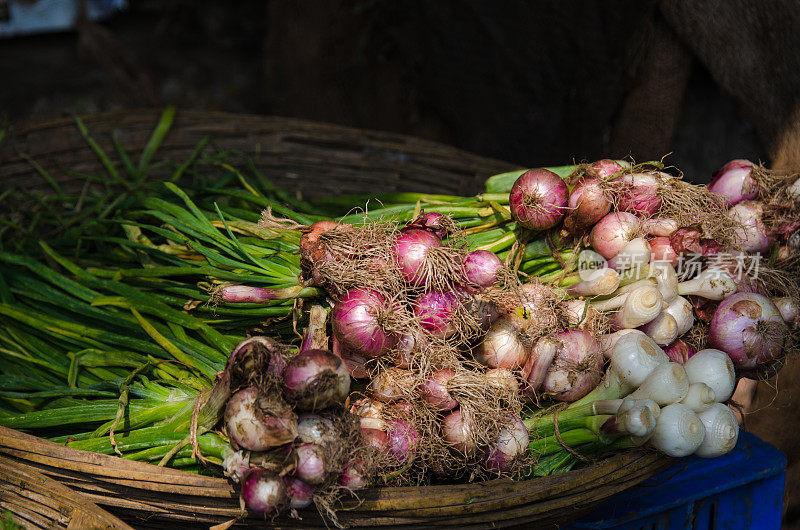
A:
0 0 765 182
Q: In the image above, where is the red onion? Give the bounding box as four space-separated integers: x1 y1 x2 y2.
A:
591 159 626 178
370 367 415 402
226 336 287 380
283 476 314 509
331 336 370 379
386 419 419 463
361 426 389 450
617 173 662 215
283 349 351 410
729 201 773 253
294 443 328 485
563 177 612 233
663 339 698 364
476 318 531 370
483 416 530 472
509 169 569 231
393 228 443 286
241 468 289 515
709 293 788 368
590 212 641 260
415 290 458 338
419 368 458 411
404 211 449 239
669 227 723 257
649 236 680 267
222 449 250 483
541 330 603 402
225 388 298 451
332 288 397 357
391 332 416 369
338 459 369 490
463 250 504 288
708 159 757 206
443 409 477 455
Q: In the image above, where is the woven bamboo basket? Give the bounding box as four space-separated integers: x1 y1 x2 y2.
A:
0 110 674 529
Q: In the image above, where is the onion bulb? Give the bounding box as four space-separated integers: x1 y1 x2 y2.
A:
709 293 787 368
650 403 705 457
708 159 757 206
591 212 641 260
419 368 458 411
476 318 531 370
695 403 739 457
483 416 530 472
630 362 689 405
283 349 351 410
241 468 289 515
541 330 602 402
225 388 298 451
682 349 736 402
332 288 397 357
509 169 569 231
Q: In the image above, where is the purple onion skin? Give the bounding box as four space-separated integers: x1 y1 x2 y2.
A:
563 177 611 233
220 285 277 303
394 229 443 286
541 330 602 402
509 169 569 231
591 159 626 178
710 293 787 369
338 459 369 490
463 250 504 288
404 212 448 239
332 288 397 357
225 388 298 451
708 159 757 206
482 416 529 473
282 349 351 410
663 339 698 364
283 476 314 509
415 290 458 338
419 368 458 411
386 419 419 463
617 174 661 215
241 468 289 515
294 442 328 485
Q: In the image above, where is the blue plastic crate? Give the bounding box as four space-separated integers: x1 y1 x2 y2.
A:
566 432 786 530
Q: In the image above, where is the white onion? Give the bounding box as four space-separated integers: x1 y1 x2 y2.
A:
677 269 737 301
477 318 531 369
695 403 739 457
607 238 651 272
682 349 736 403
650 403 705 457
680 383 716 413
662 296 694 336
567 268 621 297
630 363 689 405
609 331 669 391
610 286 663 330
649 262 678 303
639 311 679 346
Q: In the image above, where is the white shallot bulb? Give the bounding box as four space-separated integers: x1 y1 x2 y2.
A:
630 362 689 405
618 404 657 438
649 262 678 303
639 311 679 346
484 368 520 396
600 329 638 358
680 383 716 413
695 403 739 457
650 403 705 457
568 268 621 297
644 218 679 237
607 238 651 272
683 349 736 403
370 367 415 402
610 331 669 391
610 286 663 330
677 269 737 300
662 296 694 336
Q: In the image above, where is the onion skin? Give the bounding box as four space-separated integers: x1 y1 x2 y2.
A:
283 349 351 410
225 388 298 451
709 293 787 368
294 443 328 486
393 228 443 286
708 159 757 206
419 369 458 411
463 250 504 288
509 169 569 231
415 290 458 338
332 288 397 358
404 211 449 239
331 336 370 379
483 416 530 472
591 212 641 260
241 468 289 515
386 419 420 463
443 409 476 455
663 340 697 364
564 177 611 233
477 318 531 370
591 159 626 178
649 237 680 267
541 330 603 402
284 476 314 509
729 201 773 253
370 367 415 402
338 460 369 490
617 173 662 215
